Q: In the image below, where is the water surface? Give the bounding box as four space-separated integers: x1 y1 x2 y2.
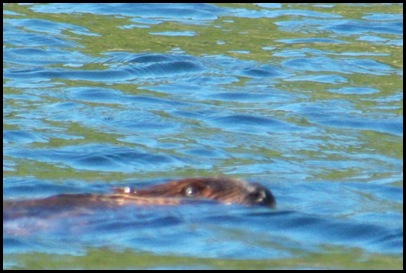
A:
3 3 403 269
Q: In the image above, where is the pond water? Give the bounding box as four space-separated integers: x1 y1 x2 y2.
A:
3 3 403 269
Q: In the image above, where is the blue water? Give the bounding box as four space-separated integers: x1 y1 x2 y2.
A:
3 3 403 269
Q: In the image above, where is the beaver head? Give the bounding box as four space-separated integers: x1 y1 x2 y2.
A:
119 177 276 207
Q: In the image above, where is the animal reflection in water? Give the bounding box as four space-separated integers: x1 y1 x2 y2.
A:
4 177 276 221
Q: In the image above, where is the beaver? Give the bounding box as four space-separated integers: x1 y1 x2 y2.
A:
114 177 276 207
3 177 276 220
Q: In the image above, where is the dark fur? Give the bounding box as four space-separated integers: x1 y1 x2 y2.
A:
4 177 275 220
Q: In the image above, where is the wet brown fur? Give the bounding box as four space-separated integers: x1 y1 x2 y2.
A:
4 177 276 217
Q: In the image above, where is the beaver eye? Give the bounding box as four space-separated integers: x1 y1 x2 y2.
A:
184 186 196 197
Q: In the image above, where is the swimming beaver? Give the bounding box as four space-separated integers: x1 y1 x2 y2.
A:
3 177 276 220
115 177 276 207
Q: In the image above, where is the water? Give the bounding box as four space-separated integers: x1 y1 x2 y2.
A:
3 3 403 269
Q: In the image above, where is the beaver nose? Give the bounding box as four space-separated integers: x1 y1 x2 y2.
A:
255 189 267 203
249 185 276 207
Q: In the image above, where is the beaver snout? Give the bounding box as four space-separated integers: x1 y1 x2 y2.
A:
244 183 276 207
132 177 276 207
